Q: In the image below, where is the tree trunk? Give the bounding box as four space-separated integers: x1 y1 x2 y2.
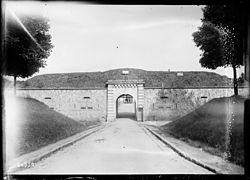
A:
14 75 16 96
232 65 238 96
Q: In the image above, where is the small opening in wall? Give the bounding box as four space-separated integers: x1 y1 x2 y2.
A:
201 96 208 99
160 96 168 99
88 107 93 109
84 97 90 99
81 107 86 109
158 106 171 109
44 97 52 99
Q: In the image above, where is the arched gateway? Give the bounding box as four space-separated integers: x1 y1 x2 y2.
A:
106 80 144 121
116 94 136 119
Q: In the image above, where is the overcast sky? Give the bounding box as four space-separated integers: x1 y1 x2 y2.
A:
4 1 244 79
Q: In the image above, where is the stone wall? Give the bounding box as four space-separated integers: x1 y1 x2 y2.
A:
16 87 249 122
143 87 249 121
17 89 107 122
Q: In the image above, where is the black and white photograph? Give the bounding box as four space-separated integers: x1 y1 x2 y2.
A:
2 0 249 177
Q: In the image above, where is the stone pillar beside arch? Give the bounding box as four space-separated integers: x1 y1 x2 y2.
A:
106 80 145 122
107 84 115 121
137 83 144 121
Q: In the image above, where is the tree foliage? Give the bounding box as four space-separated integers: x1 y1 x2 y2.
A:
193 22 224 69
202 5 244 68
3 11 53 81
192 5 245 95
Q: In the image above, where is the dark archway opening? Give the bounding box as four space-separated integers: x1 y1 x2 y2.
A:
116 94 136 120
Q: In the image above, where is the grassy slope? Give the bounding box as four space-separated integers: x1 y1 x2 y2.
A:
160 96 245 166
20 68 233 88
10 97 101 158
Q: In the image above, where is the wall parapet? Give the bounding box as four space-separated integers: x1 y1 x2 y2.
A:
144 86 250 90
17 87 106 90
17 86 250 90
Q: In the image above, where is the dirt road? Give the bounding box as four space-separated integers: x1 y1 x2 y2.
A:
16 118 213 174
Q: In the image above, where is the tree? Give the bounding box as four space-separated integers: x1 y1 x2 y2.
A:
3 10 53 94
192 5 244 95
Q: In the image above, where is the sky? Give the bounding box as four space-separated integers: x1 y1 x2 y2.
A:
4 1 244 79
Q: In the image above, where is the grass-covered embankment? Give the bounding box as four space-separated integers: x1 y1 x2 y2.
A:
5 97 101 160
159 96 245 166
20 68 232 88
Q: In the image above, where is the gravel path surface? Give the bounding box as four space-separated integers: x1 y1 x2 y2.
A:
16 118 213 174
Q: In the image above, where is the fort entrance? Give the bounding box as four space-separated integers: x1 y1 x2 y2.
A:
116 94 136 119
106 80 144 121
16 70 248 123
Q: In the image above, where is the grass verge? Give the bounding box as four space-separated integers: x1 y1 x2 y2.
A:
158 95 245 166
5 97 101 160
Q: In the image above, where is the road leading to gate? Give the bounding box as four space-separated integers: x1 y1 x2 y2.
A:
16 118 213 174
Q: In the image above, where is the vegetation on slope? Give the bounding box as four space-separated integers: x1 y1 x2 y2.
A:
19 68 233 88
5 97 101 160
159 96 245 166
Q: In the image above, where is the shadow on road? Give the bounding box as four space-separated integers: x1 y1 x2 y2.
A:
117 112 136 120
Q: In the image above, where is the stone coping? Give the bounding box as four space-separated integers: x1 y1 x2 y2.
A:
144 86 250 89
16 86 249 90
16 87 107 90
